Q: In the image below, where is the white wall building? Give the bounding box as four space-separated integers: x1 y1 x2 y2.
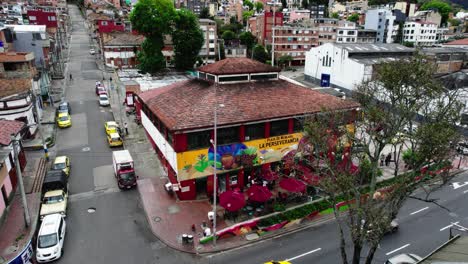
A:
199 19 217 64
403 21 437 46
364 9 397 43
336 21 358 43
304 43 414 91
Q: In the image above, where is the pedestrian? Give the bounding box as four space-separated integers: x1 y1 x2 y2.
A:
380 154 385 167
385 153 392 166
69 73 72 81
124 122 128 135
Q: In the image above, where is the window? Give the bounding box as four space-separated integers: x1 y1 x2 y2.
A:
3 62 20 71
347 31 355 35
218 75 249 82
270 120 289 136
338 37 342 41
209 48 215 52
338 30 343 34
245 123 265 141
251 73 278 81
293 118 303 132
187 131 211 150
48 16 56 21
29 16 36 20
217 127 238 145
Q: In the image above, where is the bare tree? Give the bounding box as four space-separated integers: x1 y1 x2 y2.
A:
305 55 463 264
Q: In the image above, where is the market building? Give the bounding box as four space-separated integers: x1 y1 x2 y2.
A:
135 58 359 201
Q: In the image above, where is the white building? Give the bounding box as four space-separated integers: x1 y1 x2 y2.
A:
336 22 358 43
403 21 437 46
199 19 217 64
304 43 414 91
364 9 397 43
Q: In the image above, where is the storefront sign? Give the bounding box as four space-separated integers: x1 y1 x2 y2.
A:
7 239 33 264
176 132 304 181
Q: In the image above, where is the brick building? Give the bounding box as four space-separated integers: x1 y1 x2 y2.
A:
248 11 284 46
135 58 359 200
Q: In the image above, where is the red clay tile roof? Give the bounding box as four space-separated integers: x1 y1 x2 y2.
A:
0 52 34 63
0 79 32 98
197 58 281 75
0 120 25 146
138 79 360 131
103 33 145 46
444 38 468 46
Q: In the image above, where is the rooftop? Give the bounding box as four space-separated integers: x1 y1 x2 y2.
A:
103 32 145 46
0 52 34 62
0 120 24 146
444 38 468 46
334 43 414 53
138 78 359 131
7 24 46 32
198 58 281 75
419 235 468 263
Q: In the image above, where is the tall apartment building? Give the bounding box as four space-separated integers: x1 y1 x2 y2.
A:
314 18 338 45
364 9 398 43
403 21 438 46
336 21 357 43
248 12 284 46
272 21 319 65
199 19 217 64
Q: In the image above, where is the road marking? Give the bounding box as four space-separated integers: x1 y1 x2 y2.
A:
452 182 468 190
386 244 410 256
440 222 459 231
410 206 429 215
463 190 468 194
286 248 321 261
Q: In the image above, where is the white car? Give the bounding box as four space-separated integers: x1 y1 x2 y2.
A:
89 48 95 55
99 94 110 106
36 214 66 263
385 253 422 264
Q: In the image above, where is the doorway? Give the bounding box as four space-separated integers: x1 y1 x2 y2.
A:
1 185 8 206
195 177 207 199
320 73 330 87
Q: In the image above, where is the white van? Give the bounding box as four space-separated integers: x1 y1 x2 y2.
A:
36 214 66 263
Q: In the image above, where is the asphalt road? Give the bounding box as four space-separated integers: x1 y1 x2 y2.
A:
53 5 200 264
208 171 468 264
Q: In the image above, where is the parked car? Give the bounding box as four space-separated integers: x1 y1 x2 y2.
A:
456 141 468 155
107 132 123 147
40 170 68 220
385 253 422 264
96 86 106 95
104 121 119 136
55 102 71 116
52 156 70 176
89 48 95 55
56 113 72 128
99 94 110 106
36 214 66 263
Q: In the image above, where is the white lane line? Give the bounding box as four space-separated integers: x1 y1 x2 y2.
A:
463 190 468 194
410 206 429 215
440 222 459 231
386 244 410 256
286 248 322 261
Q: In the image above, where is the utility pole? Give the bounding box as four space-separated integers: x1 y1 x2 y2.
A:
11 134 31 227
212 82 218 247
31 90 48 161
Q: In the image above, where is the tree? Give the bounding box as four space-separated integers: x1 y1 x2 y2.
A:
239 31 256 53
254 1 264 13
252 44 269 63
278 55 293 67
305 55 462 264
347 13 359 22
130 0 175 73
221 30 237 41
242 10 255 25
199 7 210 19
281 0 287 8
301 0 308 9
331 12 339 19
420 0 452 25
172 9 204 70
448 18 461 26
243 0 254 10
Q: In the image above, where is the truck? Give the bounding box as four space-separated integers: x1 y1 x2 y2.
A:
112 150 137 189
40 170 69 220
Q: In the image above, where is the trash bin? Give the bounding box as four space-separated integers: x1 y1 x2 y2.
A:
187 235 193 244
182 234 188 244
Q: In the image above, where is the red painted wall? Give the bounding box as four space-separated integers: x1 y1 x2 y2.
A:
239 125 245 142
97 19 125 33
27 10 58 28
177 179 196 200
173 133 187 152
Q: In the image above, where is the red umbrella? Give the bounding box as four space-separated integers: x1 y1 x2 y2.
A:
300 171 321 186
279 178 306 193
219 191 246 212
247 185 273 203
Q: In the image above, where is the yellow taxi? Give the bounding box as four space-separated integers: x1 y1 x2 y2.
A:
52 156 70 176
104 121 119 135
57 113 72 128
107 132 123 147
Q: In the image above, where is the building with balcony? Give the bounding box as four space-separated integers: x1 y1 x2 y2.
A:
135 58 359 200
309 4 326 19
199 19 217 64
272 21 319 65
364 8 397 43
403 21 438 46
248 11 284 46
102 32 144 69
304 43 414 91
0 52 38 139
336 21 358 43
224 39 247 58
315 18 338 45
0 120 27 220
288 9 310 22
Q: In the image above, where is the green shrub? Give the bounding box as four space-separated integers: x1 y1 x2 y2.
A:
273 203 286 212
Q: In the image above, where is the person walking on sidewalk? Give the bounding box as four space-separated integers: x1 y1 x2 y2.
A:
124 122 128 135
380 154 385 167
69 73 73 81
385 153 392 166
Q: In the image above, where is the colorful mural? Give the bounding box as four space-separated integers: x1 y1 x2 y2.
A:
177 133 304 181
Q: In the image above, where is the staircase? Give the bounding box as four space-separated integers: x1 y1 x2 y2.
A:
30 158 47 194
